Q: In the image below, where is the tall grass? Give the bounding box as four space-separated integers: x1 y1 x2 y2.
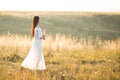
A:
0 34 120 80
0 34 120 56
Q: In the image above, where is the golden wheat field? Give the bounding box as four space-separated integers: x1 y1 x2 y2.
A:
0 34 120 80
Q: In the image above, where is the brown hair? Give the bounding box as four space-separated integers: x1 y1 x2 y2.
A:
31 16 39 37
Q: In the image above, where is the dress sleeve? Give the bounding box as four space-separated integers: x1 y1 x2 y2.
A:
34 27 42 40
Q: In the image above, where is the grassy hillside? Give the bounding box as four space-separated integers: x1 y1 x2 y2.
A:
0 12 120 80
0 12 120 40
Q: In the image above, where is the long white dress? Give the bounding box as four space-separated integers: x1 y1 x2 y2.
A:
21 26 46 70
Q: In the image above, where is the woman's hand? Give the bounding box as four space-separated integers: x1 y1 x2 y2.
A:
42 35 45 40
40 35 45 40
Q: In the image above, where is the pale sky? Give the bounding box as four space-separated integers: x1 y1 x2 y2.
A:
0 0 120 12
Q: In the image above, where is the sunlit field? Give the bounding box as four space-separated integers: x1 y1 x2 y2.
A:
0 34 120 80
0 12 120 80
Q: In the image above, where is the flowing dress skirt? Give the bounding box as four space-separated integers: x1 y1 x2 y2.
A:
21 39 46 70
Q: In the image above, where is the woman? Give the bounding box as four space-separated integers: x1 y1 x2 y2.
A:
21 16 46 70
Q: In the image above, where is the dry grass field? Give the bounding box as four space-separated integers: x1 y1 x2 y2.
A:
0 34 120 80
0 12 120 80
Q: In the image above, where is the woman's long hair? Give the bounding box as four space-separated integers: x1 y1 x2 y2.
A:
31 16 39 37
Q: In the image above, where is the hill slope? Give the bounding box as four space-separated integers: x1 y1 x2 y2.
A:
0 12 120 40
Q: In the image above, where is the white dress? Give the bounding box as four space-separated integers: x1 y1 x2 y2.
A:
21 26 46 70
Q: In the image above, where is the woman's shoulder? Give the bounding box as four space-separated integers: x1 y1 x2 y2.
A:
35 26 42 31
